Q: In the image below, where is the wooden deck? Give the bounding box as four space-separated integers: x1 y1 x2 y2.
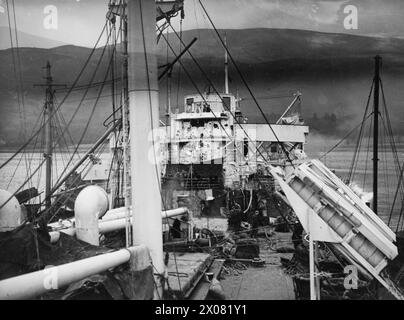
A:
165 231 296 300
166 252 213 298
221 232 296 300
189 259 225 300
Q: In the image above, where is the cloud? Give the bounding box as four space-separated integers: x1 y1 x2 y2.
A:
185 0 352 31
309 1 349 25
1 0 404 48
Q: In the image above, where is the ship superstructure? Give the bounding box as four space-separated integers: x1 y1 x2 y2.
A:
161 89 308 216
0 0 403 302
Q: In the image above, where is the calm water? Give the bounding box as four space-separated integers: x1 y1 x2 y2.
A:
0 150 112 200
1 141 403 230
306 139 404 231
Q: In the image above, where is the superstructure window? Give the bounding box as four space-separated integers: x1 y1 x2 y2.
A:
243 138 248 157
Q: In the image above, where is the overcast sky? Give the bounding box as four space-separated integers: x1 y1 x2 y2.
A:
1 0 404 48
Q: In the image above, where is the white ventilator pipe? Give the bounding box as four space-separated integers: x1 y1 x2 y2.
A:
48 207 189 244
74 186 109 246
0 245 149 300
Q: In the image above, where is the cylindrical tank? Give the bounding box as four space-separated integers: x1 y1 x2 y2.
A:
0 189 25 232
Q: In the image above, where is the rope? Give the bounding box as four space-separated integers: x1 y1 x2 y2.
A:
380 81 404 228
4 0 30 184
159 25 281 167
10 0 31 185
318 113 372 160
0 159 46 210
0 21 109 171
43 140 109 223
6 108 44 190
52 25 115 189
361 115 373 189
347 80 374 183
198 0 295 167
165 21 279 165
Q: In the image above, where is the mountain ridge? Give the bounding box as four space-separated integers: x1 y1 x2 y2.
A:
0 27 68 50
1 28 404 146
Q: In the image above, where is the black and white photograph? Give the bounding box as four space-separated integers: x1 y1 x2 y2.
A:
0 0 404 306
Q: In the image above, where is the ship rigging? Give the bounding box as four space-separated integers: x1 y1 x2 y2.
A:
0 0 403 301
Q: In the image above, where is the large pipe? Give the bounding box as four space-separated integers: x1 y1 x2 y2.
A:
49 219 129 243
48 207 189 244
48 207 188 228
102 207 188 221
0 245 148 300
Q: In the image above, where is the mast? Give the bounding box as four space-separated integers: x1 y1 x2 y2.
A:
224 34 229 94
127 0 164 298
34 62 66 211
44 61 54 210
373 55 381 215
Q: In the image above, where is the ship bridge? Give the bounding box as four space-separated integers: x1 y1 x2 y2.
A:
162 92 309 167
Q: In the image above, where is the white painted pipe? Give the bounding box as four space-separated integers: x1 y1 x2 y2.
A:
49 228 76 243
49 208 189 244
102 207 188 221
99 218 127 234
48 207 188 229
49 220 123 243
0 246 147 300
99 216 182 233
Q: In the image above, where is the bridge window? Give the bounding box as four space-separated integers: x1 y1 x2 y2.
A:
243 138 249 157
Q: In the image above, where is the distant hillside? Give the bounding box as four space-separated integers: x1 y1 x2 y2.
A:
159 28 404 65
0 27 68 50
1 28 404 147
